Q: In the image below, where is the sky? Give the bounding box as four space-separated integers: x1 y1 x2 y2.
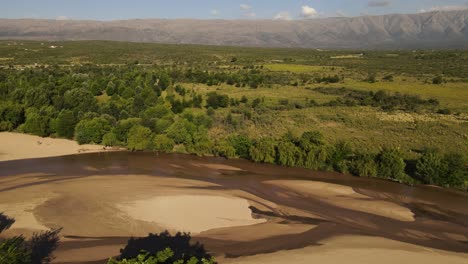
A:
1 0 468 20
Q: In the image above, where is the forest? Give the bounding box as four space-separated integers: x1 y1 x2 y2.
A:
0 40 467 189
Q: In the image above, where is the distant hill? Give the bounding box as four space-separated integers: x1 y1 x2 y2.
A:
1 10 467 49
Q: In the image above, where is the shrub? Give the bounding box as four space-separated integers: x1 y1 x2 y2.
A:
153 135 175 153
127 125 153 151
102 132 118 147
350 153 378 177
250 137 277 164
75 117 111 144
376 147 408 182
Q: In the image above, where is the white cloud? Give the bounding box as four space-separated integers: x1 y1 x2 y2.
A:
211 9 220 16
419 4 468 13
56 16 70 20
274 11 292 20
240 4 252 11
301 5 318 18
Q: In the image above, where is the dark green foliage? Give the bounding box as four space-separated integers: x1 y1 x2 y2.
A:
250 137 277 164
74 117 111 144
114 118 142 143
117 231 213 264
315 87 440 112
56 110 77 139
206 92 229 109
350 153 378 177
228 135 252 159
376 148 408 182
22 107 56 137
432 75 444 84
416 150 466 188
166 119 196 145
0 102 24 130
214 140 237 159
0 236 30 264
0 213 61 264
327 141 352 173
64 88 97 113
127 125 153 151
276 140 301 167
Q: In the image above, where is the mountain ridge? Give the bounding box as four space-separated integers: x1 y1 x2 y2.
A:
1 10 467 49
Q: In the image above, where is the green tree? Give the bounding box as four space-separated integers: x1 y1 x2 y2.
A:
228 135 252 159
56 110 77 139
64 88 97 113
214 140 237 158
166 119 196 145
276 140 300 167
74 117 111 144
415 149 446 185
102 132 119 147
153 135 175 153
376 147 408 182
127 125 152 151
114 118 142 144
250 137 277 164
350 153 378 177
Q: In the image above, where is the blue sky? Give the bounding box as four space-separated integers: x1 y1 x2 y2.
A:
2 0 468 20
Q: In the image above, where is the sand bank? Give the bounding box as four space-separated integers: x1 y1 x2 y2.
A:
223 235 468 264
0 132 110 162
118 195 265 233
267 180 415 222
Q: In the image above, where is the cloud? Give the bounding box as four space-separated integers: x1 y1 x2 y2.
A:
418 4 468 13
240 4 251 11
336 10 347 17
211 9 220 16
274 11 292 20
301 5 318 18
56 16 70 20
368 0 391 7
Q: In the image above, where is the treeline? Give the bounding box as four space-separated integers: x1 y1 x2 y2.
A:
314 87 441 112
0 67 466 189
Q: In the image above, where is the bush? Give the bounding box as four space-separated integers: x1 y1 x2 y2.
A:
102 132 118 147
56 110 77 139
250 137 277 164
350 153 378 177
153 135 175 153
416 150 466 188
432 75 444 85
127 125 153 151
376 148 408 182
75 117 111 144
214 140 237 158
228 135 252 159
116 231 212 264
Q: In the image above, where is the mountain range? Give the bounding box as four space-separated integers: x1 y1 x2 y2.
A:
0 10 467 49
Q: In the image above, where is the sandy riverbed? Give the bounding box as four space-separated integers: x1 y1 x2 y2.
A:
0 143 466 263
0 132 109 162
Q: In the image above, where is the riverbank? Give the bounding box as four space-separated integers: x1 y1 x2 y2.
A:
0 132 120 162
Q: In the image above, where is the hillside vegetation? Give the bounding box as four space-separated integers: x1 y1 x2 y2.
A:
0 40 467 189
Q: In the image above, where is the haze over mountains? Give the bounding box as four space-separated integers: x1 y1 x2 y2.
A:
0 10 467 49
